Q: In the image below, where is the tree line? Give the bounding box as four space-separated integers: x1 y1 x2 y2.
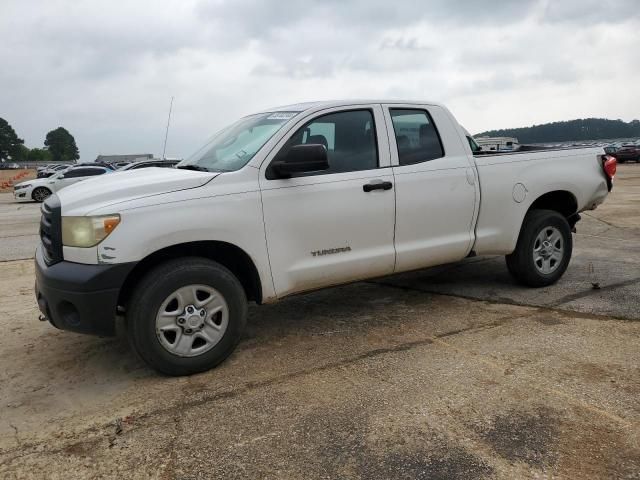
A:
476 118 640 144
0 117 79 163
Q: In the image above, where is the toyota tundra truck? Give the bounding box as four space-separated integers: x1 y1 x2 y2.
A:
34 100 616 375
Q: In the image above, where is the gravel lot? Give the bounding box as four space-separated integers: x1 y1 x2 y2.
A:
0 165 638 479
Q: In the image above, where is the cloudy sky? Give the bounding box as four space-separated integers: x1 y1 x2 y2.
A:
1 0 639 161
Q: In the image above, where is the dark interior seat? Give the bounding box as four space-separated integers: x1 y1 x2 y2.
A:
396 135 410 149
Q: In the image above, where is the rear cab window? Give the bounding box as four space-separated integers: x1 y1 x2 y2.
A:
467 135 482 154
389 109 444 165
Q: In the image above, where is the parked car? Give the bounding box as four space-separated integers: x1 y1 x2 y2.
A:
14 165 111 202
81 161 116 170
117 159 180 171
609 144 640 163
0 162 21 169
34 100 615 375
37 164 72 178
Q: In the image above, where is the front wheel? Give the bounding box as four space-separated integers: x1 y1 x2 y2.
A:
506 209 572 287
127 257 247 376
32 187 51 202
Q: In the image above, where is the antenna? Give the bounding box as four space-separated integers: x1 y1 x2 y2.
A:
162 96 174 160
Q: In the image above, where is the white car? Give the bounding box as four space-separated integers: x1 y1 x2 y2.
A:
34 100 615 375
37 164 72 178
117 159 180 171
14 165 111 202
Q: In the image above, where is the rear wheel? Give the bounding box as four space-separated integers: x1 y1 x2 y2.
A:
127 257 247 376
506 209 572 287
32 187 51 202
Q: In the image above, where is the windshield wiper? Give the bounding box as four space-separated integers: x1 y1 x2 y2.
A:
177 164 210 172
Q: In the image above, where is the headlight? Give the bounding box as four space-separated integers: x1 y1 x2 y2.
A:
14 184 30 190
62 215 121 247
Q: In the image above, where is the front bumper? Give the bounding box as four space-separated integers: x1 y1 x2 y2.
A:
34 245 136 336
13 189 29 201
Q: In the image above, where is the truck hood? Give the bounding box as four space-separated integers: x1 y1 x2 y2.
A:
58 168 218 215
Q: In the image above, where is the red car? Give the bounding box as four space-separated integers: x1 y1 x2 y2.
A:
605 145 640 163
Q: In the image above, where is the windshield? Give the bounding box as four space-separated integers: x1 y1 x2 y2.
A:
177 112 298 172
118 163 140 171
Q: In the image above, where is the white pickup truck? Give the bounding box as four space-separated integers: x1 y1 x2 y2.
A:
35 100 616 375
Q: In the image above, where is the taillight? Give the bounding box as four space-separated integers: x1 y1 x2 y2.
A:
603 154 617 179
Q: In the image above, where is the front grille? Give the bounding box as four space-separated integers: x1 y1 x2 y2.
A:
40 195 63 265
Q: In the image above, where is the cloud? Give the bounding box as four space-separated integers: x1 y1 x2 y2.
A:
541 0 639 24
0 0 638 161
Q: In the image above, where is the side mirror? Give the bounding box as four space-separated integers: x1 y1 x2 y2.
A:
271 144 329 178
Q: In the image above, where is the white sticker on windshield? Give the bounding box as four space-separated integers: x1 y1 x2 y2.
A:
267 112 297 120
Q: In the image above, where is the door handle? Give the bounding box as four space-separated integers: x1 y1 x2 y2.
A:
363 181 393 192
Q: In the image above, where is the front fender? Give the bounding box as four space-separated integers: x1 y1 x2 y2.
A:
92 190 276 301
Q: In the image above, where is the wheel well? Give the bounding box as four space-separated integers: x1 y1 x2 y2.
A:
528 190 578 220
118 241 262 310
31 186 51 198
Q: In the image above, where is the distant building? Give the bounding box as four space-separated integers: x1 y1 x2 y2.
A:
95 153 154 164
475 137 519 152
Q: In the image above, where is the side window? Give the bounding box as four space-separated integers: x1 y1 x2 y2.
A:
84 168 106 176
64 168 87 178
269 109 378 178
389 109 444 165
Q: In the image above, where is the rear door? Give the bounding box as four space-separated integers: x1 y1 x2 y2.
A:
383 104 479 272
259 105 396 297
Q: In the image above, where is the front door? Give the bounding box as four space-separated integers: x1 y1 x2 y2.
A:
260 106 396 297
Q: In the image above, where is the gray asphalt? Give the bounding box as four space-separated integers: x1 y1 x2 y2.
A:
0 198 40 261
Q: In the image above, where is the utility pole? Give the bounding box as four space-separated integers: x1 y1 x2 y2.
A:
162 96 174 160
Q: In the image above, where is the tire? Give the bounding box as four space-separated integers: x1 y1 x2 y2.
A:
127 257 247 376
505 209 572 287
32 187 52 202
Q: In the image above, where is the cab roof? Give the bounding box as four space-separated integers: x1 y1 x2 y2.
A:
260 99 445 114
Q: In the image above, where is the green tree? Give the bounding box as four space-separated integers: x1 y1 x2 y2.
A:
28 147 52 162
44 127 79 162
476 118 640 143
0 117 25 162
15 144 30 162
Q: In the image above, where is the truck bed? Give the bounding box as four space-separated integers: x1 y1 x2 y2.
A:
474 144 597 156
470 145 609 255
